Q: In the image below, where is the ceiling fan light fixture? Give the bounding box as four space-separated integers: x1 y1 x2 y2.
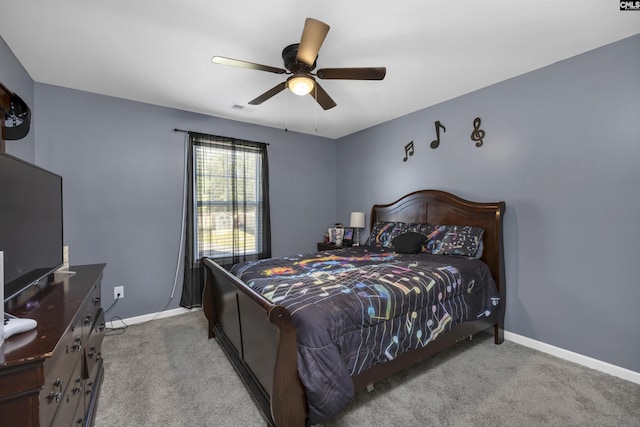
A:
288 75 314 96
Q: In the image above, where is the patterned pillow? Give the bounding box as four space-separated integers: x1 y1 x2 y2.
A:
366 222 431 247
365 221 403 247
420 224 450 253
431 225 484 258
366 222 484 258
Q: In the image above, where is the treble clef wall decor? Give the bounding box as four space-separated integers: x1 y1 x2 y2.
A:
470 117 486 147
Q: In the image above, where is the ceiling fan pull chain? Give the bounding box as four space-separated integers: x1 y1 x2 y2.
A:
314 85 318 134
285 86 289 132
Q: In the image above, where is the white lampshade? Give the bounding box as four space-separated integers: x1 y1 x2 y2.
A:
349 212 365 229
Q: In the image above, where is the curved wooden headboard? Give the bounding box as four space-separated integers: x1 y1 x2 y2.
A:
370 190 506 297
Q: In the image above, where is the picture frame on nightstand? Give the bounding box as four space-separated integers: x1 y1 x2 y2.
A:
342 228 354 246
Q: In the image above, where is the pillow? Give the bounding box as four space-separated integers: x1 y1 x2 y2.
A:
392 232 428 254
365 222 484 258
366 221 435 247
365 221 395 247
420 224 450 253
431 225 484 258
473 240 484 259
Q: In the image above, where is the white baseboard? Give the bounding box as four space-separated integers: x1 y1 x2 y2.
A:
504 331 640 385
105 306 201 329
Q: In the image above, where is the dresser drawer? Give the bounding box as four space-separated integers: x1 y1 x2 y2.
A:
40 318 83 425
0 361 43 399
49 358 83 427
0 361 43 426
80 283 102 342
84 309 105 378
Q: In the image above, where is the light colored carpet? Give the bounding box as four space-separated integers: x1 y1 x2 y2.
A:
94 311 639 427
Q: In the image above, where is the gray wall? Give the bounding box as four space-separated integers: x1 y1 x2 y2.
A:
336 34 640 373
32 84 337 320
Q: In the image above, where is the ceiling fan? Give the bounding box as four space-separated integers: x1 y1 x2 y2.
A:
211 18 386 110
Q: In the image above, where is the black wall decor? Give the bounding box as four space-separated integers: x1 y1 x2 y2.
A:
401 117 487 162
1 81 31 150
402 140 415 162
430 121 446 149
470 117 485 147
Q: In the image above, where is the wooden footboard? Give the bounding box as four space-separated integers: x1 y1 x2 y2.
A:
201 257 307 426
201 190 505 427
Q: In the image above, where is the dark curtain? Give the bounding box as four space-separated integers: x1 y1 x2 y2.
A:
180 132 271 308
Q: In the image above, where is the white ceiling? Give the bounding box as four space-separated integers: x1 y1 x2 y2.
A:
1 1 639 139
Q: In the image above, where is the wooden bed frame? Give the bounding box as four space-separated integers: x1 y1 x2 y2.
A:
201 189 506 426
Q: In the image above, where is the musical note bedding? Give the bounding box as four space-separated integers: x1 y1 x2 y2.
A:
230 246 500 423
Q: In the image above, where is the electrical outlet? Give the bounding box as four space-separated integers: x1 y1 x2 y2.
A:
114 286 124 299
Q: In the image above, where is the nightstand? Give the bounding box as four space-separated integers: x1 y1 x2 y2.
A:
317 242 339 251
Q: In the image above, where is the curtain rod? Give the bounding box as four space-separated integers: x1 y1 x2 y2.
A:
173 128 269 145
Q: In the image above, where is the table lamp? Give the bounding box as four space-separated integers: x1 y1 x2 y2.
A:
349 212 365 246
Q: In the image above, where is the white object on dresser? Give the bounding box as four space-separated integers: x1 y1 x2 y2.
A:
2 316 37 340
1 251 4 347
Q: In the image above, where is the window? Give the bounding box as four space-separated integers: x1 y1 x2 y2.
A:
181 132 270 308
193 139 267 261
189 133 270 268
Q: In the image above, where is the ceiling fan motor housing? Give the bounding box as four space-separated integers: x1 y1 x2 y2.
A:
282 44 316 72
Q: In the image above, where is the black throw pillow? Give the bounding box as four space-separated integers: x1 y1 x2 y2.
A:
392 232 427 254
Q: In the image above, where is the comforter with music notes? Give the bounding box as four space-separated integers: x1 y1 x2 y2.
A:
230 246 500 423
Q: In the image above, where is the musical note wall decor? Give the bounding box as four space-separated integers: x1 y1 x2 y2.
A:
470 117 486 147
402 140 414 162
401 116 487 163
430 121 446 149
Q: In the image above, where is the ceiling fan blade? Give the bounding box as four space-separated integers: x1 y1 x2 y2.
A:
316 67 387 80
212 56 286 74
296 18 330 66
248 82 287 105
310 82 337 110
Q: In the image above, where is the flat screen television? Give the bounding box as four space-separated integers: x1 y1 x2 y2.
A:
1 152 63 303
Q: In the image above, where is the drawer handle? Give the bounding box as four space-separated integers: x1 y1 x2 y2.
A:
49 391 63 403
84 315 92 325
72 336 82 352
92 296 101 306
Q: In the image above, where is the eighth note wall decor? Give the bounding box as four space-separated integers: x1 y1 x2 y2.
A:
401 117 487 162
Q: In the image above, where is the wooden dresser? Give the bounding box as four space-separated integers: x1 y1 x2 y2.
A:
0 264 106 427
